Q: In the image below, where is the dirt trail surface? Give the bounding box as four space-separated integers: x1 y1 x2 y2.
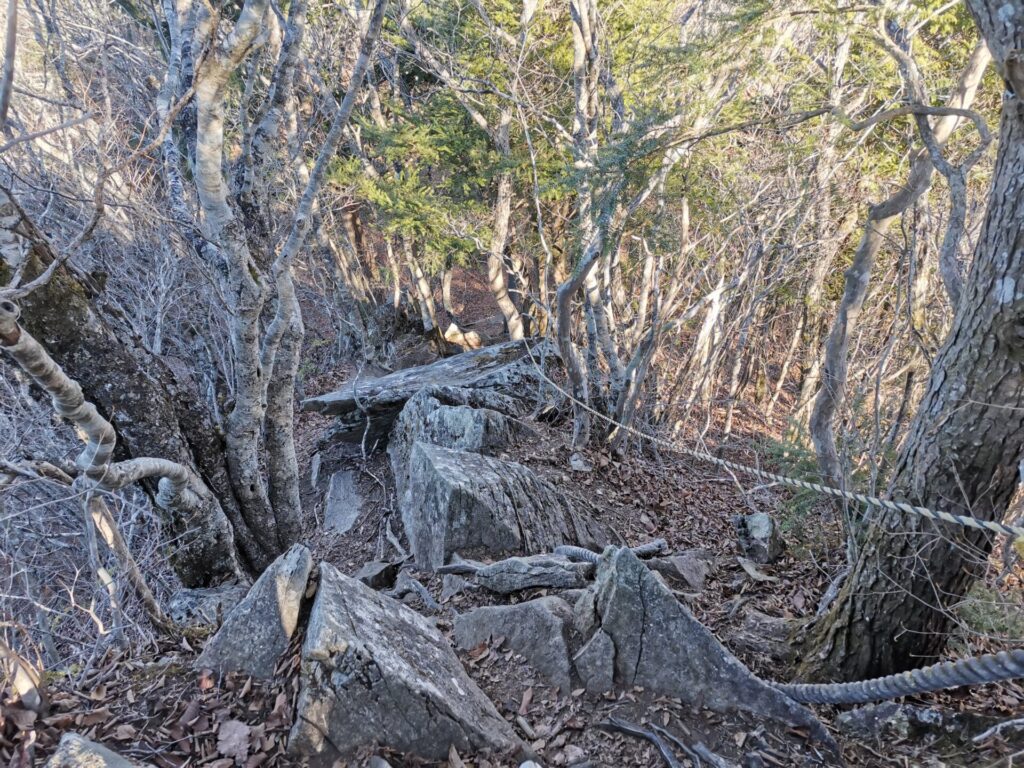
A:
8 344 1024 768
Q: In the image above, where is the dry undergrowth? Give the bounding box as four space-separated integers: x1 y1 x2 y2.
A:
4 392 1024 767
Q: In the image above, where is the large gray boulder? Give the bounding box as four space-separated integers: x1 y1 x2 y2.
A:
389 388 528 502
454 597 575 690
403 442 605 570
474 555 594 594
197 544 313 679
45 734 148 767
575 548 834 749
288 563 524 763
301 340 552 444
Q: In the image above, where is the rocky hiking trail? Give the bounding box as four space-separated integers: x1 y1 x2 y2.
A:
13 341 1024 768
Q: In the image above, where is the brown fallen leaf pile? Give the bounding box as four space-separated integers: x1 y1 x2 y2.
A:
3 635 303 768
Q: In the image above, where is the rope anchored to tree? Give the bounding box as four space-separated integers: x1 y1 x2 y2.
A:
773 649 1024 705
523 343 1024 544
556 542 1024 704
522 345 1024 704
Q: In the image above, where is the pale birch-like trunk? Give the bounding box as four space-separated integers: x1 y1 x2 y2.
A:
160 0 387 571
489 109 525 340
809 42 990 487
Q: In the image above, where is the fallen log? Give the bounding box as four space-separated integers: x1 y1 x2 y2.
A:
301 339 555 445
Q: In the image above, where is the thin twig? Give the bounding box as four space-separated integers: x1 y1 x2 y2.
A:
596 716 683 768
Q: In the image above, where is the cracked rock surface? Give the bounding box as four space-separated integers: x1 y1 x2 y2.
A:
454 596 575 690
389 388 527 503
196 544 313 679
301 340 550 444
578 548 834 748
402 442 605 570
288 563 524 763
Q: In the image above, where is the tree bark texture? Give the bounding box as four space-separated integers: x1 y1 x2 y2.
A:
1 214 244 586
803 4 1023 680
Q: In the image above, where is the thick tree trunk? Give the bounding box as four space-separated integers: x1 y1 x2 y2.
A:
802 19 1023 680
4 228 244 585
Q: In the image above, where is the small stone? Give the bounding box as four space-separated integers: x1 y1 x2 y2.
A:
569 453 592 472
562 745 587 764
734 512 785 564
444 322 484 349
441 573 473 602
353 560 401 590
46 733 149 767
309 451 322 488
670 550 712 591
387 570 440 612
325 470 362 534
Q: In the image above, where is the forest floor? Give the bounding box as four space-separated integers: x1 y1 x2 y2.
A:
13 398 1024 767
8 287 1024 768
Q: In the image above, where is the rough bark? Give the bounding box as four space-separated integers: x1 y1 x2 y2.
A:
802 4 1023 681
0 206 243 585
163 0 387 570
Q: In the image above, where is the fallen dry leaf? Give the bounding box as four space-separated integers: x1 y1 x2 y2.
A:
78 707 112 727
519 687 534 716
112 724 137 741
198 669 215 691
217 719 251 763
448 744 466 768
737 556 779 583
